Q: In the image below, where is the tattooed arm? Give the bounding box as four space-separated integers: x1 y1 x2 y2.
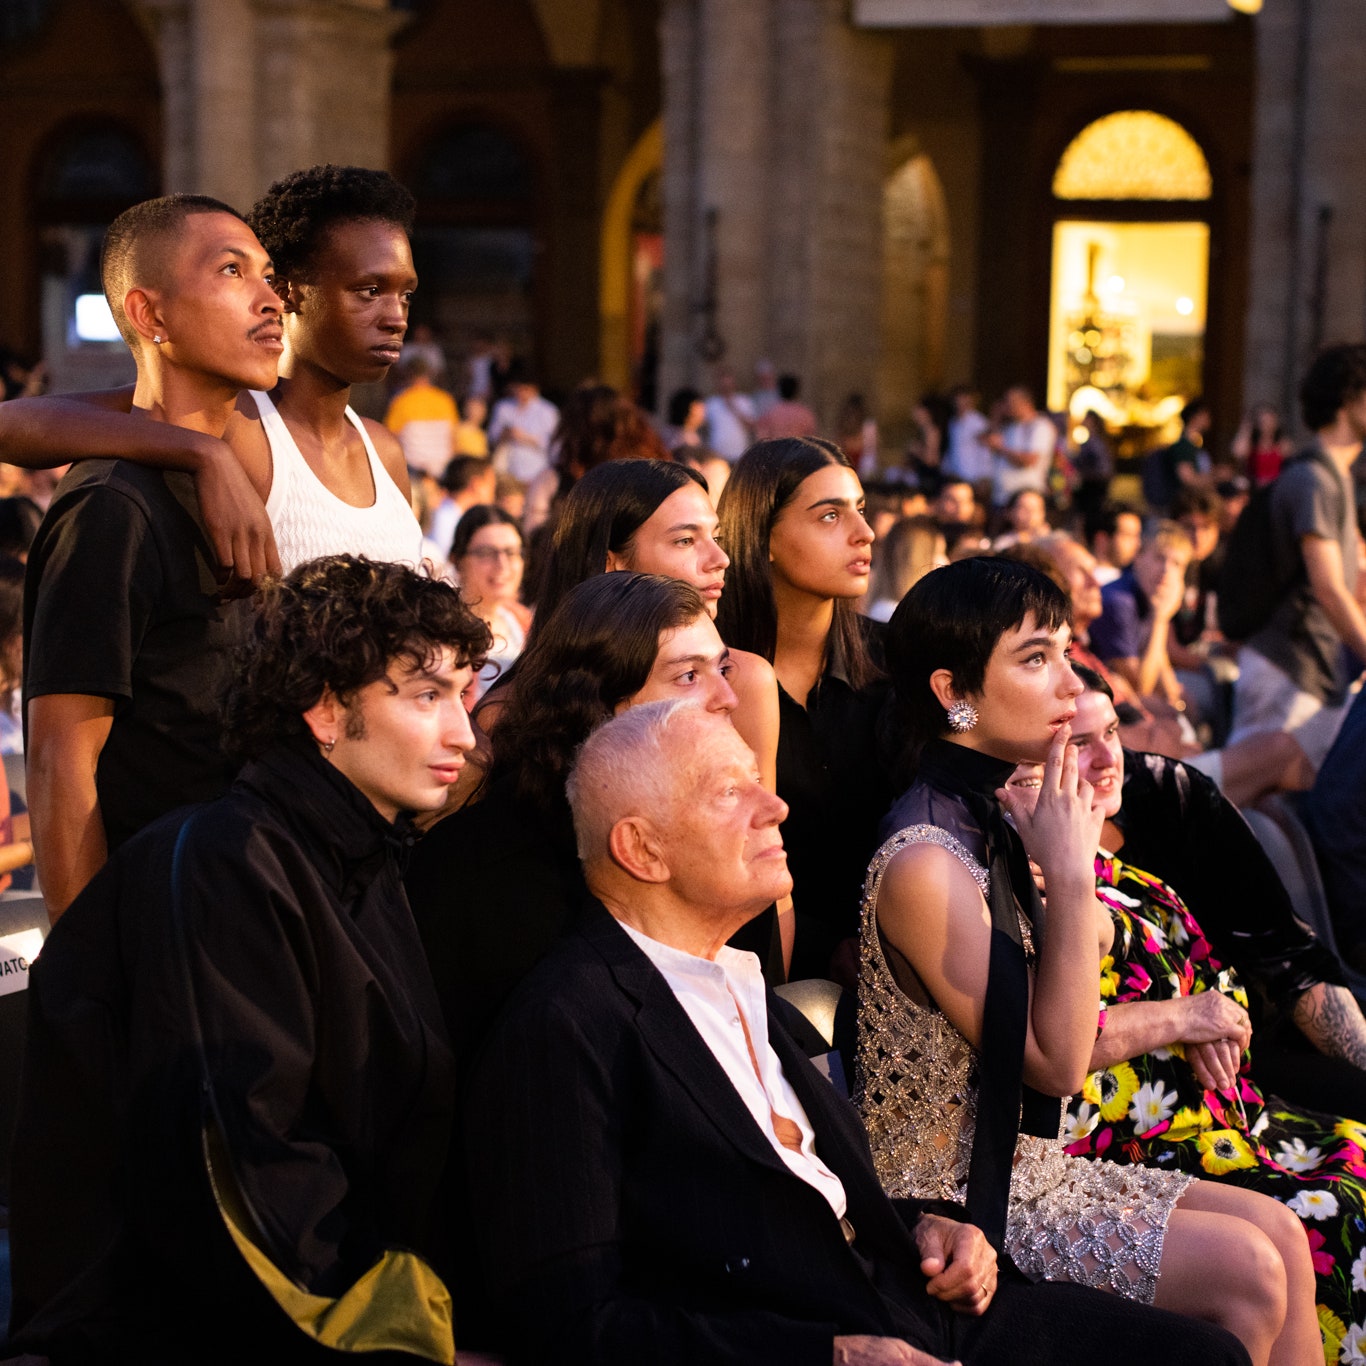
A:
1292 982 1366 1069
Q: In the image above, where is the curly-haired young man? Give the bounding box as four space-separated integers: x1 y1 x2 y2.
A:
0 165 426 580
9 556 488 1363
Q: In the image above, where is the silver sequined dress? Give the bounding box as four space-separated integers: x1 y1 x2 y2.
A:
855 823 1192 1304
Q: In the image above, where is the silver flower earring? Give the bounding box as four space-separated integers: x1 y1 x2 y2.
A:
946 700 978 733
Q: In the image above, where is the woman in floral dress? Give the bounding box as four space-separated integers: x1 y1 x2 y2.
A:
1058 669 1366 1362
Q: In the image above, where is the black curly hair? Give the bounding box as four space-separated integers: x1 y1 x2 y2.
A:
223 555 490 760
246 164 416 282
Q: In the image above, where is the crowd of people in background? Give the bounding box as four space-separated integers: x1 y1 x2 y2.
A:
0 169 1365 1366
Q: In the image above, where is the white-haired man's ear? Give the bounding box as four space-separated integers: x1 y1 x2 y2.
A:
607 815 672 885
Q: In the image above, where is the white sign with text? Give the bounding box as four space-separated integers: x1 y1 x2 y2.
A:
0 927 44 998
853 0 1235 25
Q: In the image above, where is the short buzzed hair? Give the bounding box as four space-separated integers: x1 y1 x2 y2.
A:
566 699 703 865
100 195 246 351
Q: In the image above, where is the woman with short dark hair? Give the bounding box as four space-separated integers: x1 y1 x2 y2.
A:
855 555 1317 1365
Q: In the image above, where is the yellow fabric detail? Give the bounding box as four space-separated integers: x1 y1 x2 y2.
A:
204 1122 455 1362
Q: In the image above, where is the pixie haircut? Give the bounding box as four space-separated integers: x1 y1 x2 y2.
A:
101 194 246 350
532 459 708 630
886 556 1072 767
490 572 707 811
223 554 490 760
1299 343 1366 431
246 164 416 282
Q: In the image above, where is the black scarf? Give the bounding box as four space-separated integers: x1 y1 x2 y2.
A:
914 739 1062 1251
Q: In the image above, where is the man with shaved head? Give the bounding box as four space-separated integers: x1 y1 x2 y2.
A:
463 701 1250 1366
24 194 283 919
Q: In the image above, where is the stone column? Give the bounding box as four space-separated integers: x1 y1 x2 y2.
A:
253 0 404 189
659 0 774 402
657 0 701 402
769 0 893 427
135 0 401 209
658 0 891 426
1243 0 1366 431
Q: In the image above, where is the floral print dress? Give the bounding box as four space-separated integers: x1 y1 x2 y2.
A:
1065 852 1366 1361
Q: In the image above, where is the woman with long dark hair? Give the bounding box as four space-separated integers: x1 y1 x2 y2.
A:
855 555 1317 1366
479 457 780 791
716 436 888 980
406 570 741 1065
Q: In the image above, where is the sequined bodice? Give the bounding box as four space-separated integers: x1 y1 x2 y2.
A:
855 823 1068 1206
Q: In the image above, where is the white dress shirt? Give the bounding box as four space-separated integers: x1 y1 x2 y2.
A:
619 921 848 1219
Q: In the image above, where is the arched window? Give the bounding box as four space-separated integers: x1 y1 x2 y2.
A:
1053 111 1211 202
38 127 154 209
1046 113 1211 447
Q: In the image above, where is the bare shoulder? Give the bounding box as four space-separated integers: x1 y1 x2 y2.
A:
727 647 777 699
224 392 273 499
877 839 988 939
361 416 413 501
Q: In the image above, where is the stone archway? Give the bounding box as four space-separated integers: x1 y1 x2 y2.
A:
879 141 950 452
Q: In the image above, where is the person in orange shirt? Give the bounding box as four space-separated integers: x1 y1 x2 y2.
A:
384 354 458 477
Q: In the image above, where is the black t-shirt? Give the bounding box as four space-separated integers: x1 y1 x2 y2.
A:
23 459 245 850
1114 748 1343 1033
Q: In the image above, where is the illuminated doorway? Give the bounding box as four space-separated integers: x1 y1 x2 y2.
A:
1046 111 1212 455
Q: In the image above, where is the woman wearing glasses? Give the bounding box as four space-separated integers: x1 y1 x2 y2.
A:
452 505 532 703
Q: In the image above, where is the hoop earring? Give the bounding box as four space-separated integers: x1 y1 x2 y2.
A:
946 700 978 733
322 739 335 755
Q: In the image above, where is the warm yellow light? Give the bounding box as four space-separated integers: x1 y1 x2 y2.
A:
1228 0 1261 13
1175 296 1195 316
1104 275 1126 295
1053 111 1212 201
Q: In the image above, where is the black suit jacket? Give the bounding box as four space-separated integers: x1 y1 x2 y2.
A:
464 901 953 1366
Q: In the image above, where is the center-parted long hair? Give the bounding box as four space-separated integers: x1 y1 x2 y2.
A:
488 571 708 811
716 437 879 692
530 459 710 639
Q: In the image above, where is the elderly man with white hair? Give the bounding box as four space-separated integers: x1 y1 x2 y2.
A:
461 701 1251 1366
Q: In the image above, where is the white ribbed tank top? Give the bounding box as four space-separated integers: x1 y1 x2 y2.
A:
251 389 423 574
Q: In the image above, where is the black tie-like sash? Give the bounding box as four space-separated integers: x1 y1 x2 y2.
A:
914 740 1062 1251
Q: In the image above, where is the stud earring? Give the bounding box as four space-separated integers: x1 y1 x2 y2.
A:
946 700 978 733
153 335 163 345
322 739 335 755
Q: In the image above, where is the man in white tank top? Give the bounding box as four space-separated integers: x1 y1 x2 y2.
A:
0 166 427 580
